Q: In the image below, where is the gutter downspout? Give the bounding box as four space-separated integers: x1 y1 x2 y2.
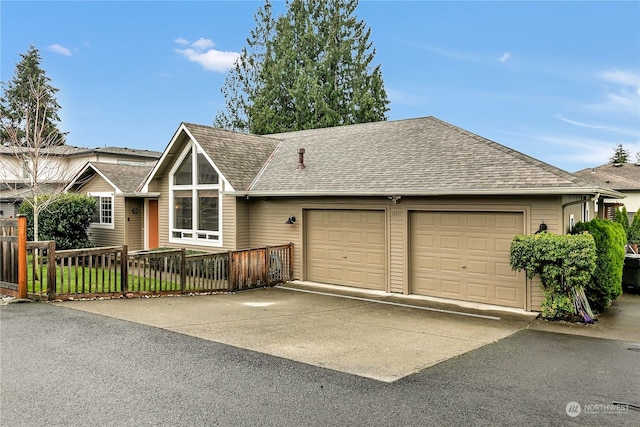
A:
561 193 600 231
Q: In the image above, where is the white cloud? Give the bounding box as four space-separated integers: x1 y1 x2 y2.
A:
175 38 240 73
555 114 606 130
599 68 640 87
587 88 640 116
498 52 510 63
48 44 72 56
555 114 638 138
587 68 640 116
191 37 215 50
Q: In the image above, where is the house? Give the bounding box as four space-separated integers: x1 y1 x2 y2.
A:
65 162 156 251
574 162 640 221
67 116 623 311
0 145 161 218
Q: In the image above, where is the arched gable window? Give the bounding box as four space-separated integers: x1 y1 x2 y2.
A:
169 143 221 246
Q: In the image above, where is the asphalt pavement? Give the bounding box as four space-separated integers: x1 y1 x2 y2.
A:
1 289 639 426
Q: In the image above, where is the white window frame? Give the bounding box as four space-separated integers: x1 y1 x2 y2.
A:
89 192 115 229
169 142 223 247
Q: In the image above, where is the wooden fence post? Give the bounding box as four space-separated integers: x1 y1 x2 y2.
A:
17 215 27 299
121 245 128 294
288 242 294 281
47 241 56 300
227 250 234 291
180 248 186 293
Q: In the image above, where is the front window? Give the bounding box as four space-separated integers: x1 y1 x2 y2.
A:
170 144 221 245
89 193 114 228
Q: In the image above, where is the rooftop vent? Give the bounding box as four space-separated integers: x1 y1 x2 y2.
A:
297 148 306 170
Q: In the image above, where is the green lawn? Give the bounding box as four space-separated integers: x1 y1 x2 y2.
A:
27 259 182 295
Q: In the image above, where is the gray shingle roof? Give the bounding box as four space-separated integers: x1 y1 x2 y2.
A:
575 163 640 191
183 123 281 191
87 162 155 193
248 116 606 195
0 144 161 159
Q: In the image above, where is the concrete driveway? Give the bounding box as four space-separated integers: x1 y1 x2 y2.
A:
58 283 537 382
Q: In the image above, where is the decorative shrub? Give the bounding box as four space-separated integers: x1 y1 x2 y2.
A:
572 219 626 311
510 233 596 320
629 209 640 246
615 206 630 241
19 193 96 250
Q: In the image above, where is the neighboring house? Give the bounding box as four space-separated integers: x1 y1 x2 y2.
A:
0 145 161 218
65 162 156 251
117 116 621 312
575 161 640 221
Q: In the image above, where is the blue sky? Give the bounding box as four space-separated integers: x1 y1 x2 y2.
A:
2 1 639 172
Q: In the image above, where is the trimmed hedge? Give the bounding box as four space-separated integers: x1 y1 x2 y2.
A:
19 193 96 250
573 219 626 311
510 233 596 320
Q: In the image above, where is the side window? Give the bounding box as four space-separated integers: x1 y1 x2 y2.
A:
89 193 114 228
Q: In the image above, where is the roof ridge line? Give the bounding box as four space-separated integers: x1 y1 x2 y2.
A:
248 139 285 191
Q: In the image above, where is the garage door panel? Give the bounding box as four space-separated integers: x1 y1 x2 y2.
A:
467 236 488 251
494 237 513 253
442 280 462 295
306 210 386 290
441 235 462 250
467 260 488 275
411 211 525 308
496 262 519 278
468 282 488 299
441 257 460 272
495 285 519 305
441 215 462 227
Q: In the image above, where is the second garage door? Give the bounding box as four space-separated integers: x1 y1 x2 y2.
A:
410 211 525 308
305 210 386 290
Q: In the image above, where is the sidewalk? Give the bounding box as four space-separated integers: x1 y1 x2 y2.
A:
528 293 640 342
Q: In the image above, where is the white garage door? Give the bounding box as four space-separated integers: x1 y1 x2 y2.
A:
305 210 386 290
410 211 525 308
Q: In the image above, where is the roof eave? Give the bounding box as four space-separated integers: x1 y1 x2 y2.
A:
231 187 626 199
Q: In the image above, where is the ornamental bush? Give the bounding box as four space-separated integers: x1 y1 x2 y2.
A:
19 193 96 250
573 219 626 311
510 233 596 320
614 206 630 240
629 209 640 246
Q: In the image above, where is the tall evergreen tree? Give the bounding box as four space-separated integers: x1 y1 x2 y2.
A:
609 143 630 164
0 44 66 146
214 0 389 135
214 1 277 132
1 45 69 244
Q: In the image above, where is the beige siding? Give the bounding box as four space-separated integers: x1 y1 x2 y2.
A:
529 196 561 234
249 198 304 278
157 174 170 248
137 181 569 311
389 208 406 293
248 195 564 312
235 197 250 249
80 175 125 247
221 193 237 250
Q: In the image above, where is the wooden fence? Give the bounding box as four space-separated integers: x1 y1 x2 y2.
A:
21 242 293 300
0 217 26 298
